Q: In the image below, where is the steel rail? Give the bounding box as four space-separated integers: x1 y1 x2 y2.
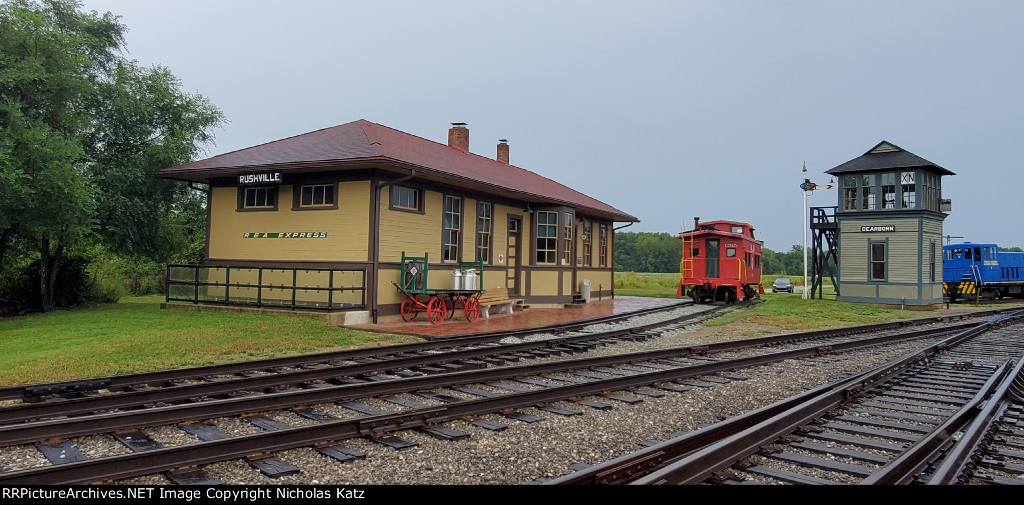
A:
629 313 1024 485
859 360 1011 484
0 304 742 424
0 319 979 447
0 320 996 483
1 307 996 425
925 356 1024 484
547 312 1024 485
0 300 698 402
3 302 1009 404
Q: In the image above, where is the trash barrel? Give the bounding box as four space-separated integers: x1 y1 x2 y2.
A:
580 279 591 302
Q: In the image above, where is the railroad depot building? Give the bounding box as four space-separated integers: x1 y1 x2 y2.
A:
824 141 954 307
157 120 638 324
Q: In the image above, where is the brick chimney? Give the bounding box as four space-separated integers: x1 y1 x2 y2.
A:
497 139 509 164
448 122 469 152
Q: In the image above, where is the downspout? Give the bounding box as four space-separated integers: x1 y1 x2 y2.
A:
187 181 212 266
372 169 417 323
610 221 636 300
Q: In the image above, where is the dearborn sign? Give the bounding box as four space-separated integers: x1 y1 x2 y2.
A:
860 225 896 232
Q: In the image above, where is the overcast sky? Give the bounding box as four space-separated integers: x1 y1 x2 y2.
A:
79 0 1024 252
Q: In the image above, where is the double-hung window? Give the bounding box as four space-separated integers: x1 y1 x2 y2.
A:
443 196 461 262
599 224 608 267
870 241 887 281
476 202 492 263
536 211 557 264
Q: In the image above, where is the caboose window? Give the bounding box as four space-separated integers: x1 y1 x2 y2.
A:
726 248 736 257
731 225 744 234
870 241 886 281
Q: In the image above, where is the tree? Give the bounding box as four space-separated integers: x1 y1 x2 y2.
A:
0 0 223 310
613 231 681 273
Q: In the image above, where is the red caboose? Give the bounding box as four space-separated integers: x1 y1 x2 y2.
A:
677 217 764 303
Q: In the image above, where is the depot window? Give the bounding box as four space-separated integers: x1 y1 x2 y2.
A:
536 211 557 264
390 185 422 212
442 196 461 262
476 201 492 263
298 184 335 208
870 241 887 281
239 186 278 210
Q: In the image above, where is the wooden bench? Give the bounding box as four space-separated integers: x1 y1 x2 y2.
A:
476 287 522 318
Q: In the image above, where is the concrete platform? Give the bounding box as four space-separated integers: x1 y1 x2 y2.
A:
350 296 689 339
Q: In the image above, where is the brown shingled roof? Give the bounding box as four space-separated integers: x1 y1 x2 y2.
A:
158 119 638 222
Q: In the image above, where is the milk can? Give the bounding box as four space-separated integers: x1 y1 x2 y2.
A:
451 269 464 290
462 268 478 290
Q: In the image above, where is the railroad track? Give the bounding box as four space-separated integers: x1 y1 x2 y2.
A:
0 308 1011 484
547 310 1024 485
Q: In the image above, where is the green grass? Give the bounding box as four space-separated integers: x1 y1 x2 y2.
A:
705 292 919 330
0 295 417 386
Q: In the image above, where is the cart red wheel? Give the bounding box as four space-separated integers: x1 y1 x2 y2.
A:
464 297 480 322
443 296 456 320
427 297 446 325
400 298 418 322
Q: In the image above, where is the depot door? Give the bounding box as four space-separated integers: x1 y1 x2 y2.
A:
506 216 522 295
706 239 720 278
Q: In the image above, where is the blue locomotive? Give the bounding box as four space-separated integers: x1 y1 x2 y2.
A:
942 242 1024 301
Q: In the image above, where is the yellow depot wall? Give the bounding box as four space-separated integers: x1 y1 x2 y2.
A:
208 181 371 262
462 198 478 261
580 270 612 293
379 190 443 263
531 270 559 295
